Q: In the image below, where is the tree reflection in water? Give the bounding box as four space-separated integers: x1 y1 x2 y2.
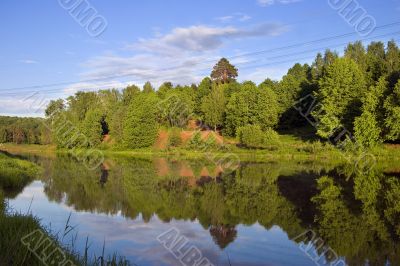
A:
99 163 109 187
23 155 400 265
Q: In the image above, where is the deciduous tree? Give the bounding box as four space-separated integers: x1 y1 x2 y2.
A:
314 58 366 139
201 84 226 131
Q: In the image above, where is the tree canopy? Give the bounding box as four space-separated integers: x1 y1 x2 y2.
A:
211 58 238 84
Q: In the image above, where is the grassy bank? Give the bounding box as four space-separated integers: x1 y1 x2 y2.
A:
2 133 400 164
0 152 40 192
0 153 130 266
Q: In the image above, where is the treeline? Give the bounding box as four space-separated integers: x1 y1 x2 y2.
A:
41 40 400 149
0 116 51 145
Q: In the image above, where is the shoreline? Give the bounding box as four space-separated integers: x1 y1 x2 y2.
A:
1 142 400 165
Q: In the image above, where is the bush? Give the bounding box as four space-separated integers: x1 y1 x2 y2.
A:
237 125 279 149
187 131 204 150
168 129 182 148
263 127 280 146
237 125 264 148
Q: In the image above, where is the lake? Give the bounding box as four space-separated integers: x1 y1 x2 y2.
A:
5 154 400 266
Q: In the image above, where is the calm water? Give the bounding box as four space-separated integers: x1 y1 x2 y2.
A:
5 154 400 266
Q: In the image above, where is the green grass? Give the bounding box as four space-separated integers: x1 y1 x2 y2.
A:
0 206 80 265
0 153 40 191
0 205 131 266
0 153 132 266
1 131 400 165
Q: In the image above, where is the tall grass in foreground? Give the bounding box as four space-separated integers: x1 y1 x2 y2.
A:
0 203 131 265
0 154 132 266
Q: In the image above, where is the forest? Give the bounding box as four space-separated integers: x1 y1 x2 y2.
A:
0 116 51 145
2 40 400 151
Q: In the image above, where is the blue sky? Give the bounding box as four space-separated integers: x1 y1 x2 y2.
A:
1 0 400 116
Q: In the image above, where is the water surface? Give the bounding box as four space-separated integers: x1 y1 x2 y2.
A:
6 155 400 265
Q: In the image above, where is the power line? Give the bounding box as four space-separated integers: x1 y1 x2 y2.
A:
235 31 400 67
2 21 400 93
0 35 400 96
2 35 399 98
197 21 400 66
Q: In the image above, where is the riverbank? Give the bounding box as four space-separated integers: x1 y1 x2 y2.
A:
0 153 78 265
0 141 345 164
0 153 129 266
2 132 400 164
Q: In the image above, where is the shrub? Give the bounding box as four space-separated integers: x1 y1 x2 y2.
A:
187 131 204 150
237 125 280 149
237 125 264 148
203 133 218 149
168 129 182 148
263 127 280 146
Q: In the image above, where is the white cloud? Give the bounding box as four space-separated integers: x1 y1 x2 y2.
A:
130 23 288 54
239 15 252 22
216 15 234 23
79 23 289 87
258 0 302 7
80 53 211 88
3 22 292 116
0 96 46 117
19 59 38 64
215 13 252 23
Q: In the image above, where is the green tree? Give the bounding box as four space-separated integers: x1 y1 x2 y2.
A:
158 89 194 128
354 112 381 148
108 104 126 145
354 77 386 147
122 85 140 105
81 108 104 147
123 93 159 148
211 58 238 84
323 49 339 67
45 99 65 118
0 127 8 143
274 63 312 128
143 81 155 93
384 79 400 141
385 40 400 74
224 82 279 136
66 91 98 121
314 58 366 139
311 53 325 81
201 84 226 131
344 41 367 72
260 78 279 91
194 77 212 117
274 63 310 115
157 82 173 99
366 42 387 83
